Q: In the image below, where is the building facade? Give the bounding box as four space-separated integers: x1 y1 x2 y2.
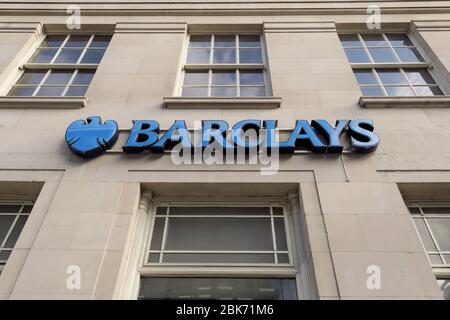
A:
0 0 449 299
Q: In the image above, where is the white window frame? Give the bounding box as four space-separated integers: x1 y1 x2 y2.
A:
175 33 273 97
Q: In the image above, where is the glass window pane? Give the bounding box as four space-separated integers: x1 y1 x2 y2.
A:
429 254 443 264
21 205 33 214
239 49 262 64
150 217 165 251
414 86 443 96
89 35 112 48
386 33 413 47
362 34 388 46
35 86 65 96
169 207 270 215
444 255 450 265
162 253 274 264
72 70 95 85
4 215 28 248
164 217 273 251
40 35 66 48
138 278 297 300
81 49 106 64
30 48 58 63
187 49 210 64
213 49 236 64
65 35 90 48
408 207 421 214
339 34 362 47
0 250 11 263
54 49 83 63
437 279 450 300
214 35 235 48
156 207 167 216
148 253 160 263
240 70 264 85
211 86 237 96
189 35 211 48
182 87 208 97
240 86 266 97
368 48 398 63
65 86 88 97
404 69 436 85
354 70 378 84
413 218 438 251
361 86 385 96
0 215 15 244
273 207 284 216
184 71 209 85
385 86 415 96
427 218 450 251
212 70 236 85
344 48 370 63
376 69 407 84
17 70 47 85
394 47 424 63
44 70 74 85
0 205 21 213
278 253 289 264
239 35 261 48
8 86 37 96
422 207 450 214
274 217 288 251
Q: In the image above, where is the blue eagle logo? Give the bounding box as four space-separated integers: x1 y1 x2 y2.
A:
65 116 119 158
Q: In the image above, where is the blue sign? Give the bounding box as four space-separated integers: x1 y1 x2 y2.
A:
65 116 380 158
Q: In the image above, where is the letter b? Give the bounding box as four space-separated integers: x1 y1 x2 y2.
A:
123 120 160 153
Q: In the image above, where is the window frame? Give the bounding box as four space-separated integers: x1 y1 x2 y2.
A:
176 33 273 98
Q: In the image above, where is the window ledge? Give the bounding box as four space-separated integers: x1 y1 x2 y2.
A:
164 97 282 109
0 96 87 109
359 96 450 108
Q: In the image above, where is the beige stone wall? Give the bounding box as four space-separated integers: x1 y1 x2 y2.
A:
0 1 449 299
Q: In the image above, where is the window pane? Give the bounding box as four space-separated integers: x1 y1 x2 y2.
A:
414 86 443 96
30 48 58 63
169 207 270 215
150 217 165 251
274 217 288 251
187 49 210 64
8 86 37 96
148 253 160 263
35 86 65 96
413 218 438 251
386 33 413 47
54 49 83 63
0 250 11 263
212 70 236 85
368 48 398 63
65 86 88 96
164 217 273 251
184 71 209 85
189 35 211 48
81 49 106 64
44 70 73 85
240 70 264 85
353 70 378 84
0 205 21 213
213 49 236 64
162 253 274 263
273 207 284 216
344 48 370 63
404 69 436 85
429 254 443 264
437 279 450 300
89 35 112 48
376 69 407 84
182 87 208 97
72 70 95 85
239 35 261 48
394 47 424 63
427 218 450 251
41 35 66 48
138 278 297 300
361 86 385 96
211 86 237 96
22 205 33 214
17 70 47 85
4 215 28 248
422 207 450 214
361 34 388 46
385 86 415 96
408 207 421 214
278 253 290 264
0 215 15 244
240 86 266 97
214 35 235 48
339 34 362 47
239 49 262 64
65 35 90 48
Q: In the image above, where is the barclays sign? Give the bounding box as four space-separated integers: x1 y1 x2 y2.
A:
65 116 380 158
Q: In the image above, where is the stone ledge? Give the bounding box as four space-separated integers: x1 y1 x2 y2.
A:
163 97 281 109
0 96 87 109
359 96 450 108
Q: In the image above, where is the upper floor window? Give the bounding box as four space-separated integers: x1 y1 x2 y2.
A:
8 34 111 97
181 34 270 97
339 33 444 97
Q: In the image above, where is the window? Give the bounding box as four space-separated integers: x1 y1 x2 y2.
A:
8 34 111 97
0 201 33 266
181 34 269 97
136 203 298 300
408 203 450 300
339 33 444 97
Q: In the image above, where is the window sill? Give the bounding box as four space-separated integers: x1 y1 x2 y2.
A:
359 96 450 108
164 97 282 109
0 96 87 109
